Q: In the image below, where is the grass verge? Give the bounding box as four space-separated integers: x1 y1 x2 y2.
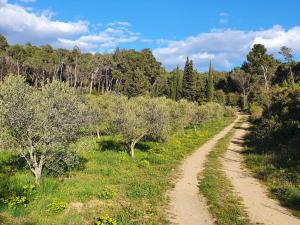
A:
198 126 251 225
0 117 234 225
243 150 300 218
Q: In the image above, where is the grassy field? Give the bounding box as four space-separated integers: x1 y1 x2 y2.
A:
0 117 233 225
198 124 251 225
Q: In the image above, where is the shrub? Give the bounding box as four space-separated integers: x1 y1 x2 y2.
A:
0 183 36 209
47 199 67 213
226 92 241 107
138 159 150 168
94 214 117 225
214 89 226 105
1 195 28 209
224 106 237 117
249 102 263 120
97 188 116 200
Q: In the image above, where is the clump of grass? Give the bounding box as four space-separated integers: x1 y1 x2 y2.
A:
97 188 116 200
199 129 251 225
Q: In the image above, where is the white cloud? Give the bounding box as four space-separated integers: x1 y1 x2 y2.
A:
0 1 139 52
107 21 131 27
153 25 300 71
0 0 88 44
19 0 35 2
57 25 139 51
219 12 229 24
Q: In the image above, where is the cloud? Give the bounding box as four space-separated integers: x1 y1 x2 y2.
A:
107 21 131 27
0 1 139 51
57 24 140 51
0 0 88 44
19 0 36 2
219 12 229 24
153 25 300 71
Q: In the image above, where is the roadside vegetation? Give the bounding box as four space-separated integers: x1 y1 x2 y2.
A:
0 72 235 224
244 85 300 218
199 127 251 225
0 113 233 224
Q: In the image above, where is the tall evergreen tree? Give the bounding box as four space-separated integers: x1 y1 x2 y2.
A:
170 65 183 100
207 61 214 102
182 57 196 101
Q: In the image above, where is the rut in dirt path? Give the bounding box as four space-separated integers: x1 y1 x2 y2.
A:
223 117 300 225
167 116 240 225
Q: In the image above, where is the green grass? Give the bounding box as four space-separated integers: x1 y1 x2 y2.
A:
198 127 251 225
243 151 300 218
0 117 234 225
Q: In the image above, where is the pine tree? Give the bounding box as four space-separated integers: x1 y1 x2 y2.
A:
182 57 196 101
207 61 214 102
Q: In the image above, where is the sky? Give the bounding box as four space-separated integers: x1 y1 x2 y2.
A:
1 0 300 71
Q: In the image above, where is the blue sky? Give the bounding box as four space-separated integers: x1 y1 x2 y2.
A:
1 0 300 70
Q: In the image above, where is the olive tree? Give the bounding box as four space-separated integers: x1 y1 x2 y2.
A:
0 75 87 184
108 96 171 158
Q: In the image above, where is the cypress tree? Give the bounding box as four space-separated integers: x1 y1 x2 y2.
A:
207 61 214 102
182 57 196 101
171 65 183 100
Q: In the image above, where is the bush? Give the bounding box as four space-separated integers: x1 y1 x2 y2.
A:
249 102 263 120
94 214 117 225
224 106 237 117
214 90 226 105
226 92 241 107
97 188 116 200
0 183 36 209
1 195 28 209
47 199 67 213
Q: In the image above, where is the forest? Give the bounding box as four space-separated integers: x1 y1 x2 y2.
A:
0 30 300 225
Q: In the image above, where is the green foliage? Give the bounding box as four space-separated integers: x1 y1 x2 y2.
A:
47 199 67 213
0 117 233 224
0 75 88 184
182 58 197 101
94 214 117 225
138 159 150 168
97 188 116 200
245 86 300 217
207 62 214 102
2 195 28 209
226 92 241 107
0 184 36 209
126 182 161 198
169 66 183 100
214 89 226 104
243 43 278 90
249 102 263 120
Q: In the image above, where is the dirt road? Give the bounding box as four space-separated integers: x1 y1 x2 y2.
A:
167 117 239 225
223 117 300 225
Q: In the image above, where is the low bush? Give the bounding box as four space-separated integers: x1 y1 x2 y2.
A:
94 214 117 225
249 102 263 120
97 188 116 200
47 198 68 213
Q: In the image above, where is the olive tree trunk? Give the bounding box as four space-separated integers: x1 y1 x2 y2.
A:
129 133 146 158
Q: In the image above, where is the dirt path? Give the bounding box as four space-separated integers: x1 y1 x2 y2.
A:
223 116 300 225
167 116 240 225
